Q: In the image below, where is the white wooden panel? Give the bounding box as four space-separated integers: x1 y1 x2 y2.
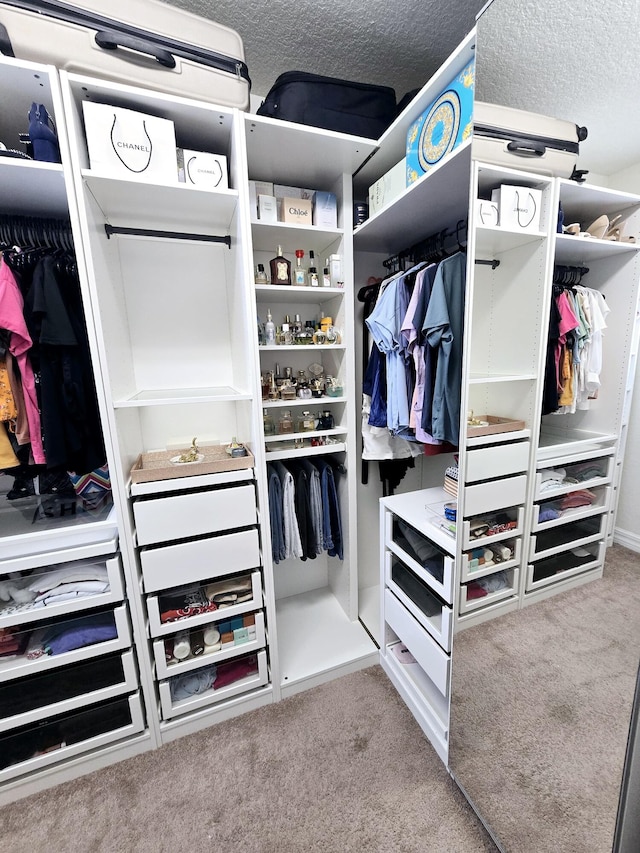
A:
158 649 268 720
383 589 450 697
463 475 527 517
134 484 256 546
140 529 260 593
464 441 529 483
146 570 263 638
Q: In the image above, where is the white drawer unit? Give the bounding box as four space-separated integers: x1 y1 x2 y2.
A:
133 483 257 547
0 649 138 735
534 452 615 501
0 604 131 684
158 649 269 720
386 513 455 605
0 692 145 785
140 528 261 593
153 611 266 680
0 555 124 630
462 475 527 517
528 515 606 562
464 441 530 483
383 589 450 698
146 570 263 638
526 541 606 592
384 553 453 653
460 506 524 549
460 538 521 583
532 485 611 532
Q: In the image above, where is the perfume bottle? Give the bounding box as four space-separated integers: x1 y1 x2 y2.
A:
308 250 319 286
277 409 294 434
255 263 268 284
297 411 316 432
263 409 276 436
293 249 307 286
270 245 291 285
317 410 334 430
264 309 276 345
322 262 331 288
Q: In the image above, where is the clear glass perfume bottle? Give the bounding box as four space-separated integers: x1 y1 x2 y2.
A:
293 249 307 286
277 409 294 434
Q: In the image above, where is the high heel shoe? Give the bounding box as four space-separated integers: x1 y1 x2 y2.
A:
28 102 60 163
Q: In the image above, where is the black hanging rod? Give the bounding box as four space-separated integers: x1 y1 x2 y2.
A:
382 219 499 271
104 225 231 247
476 258 500 270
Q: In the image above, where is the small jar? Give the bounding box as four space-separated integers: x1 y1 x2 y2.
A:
277 409 294 434
297 411 316 432
263 409 276 436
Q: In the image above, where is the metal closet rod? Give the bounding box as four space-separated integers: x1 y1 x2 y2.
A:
382 219 499 271
104 224 231 247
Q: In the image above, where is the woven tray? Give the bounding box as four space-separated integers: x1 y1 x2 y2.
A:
130 445 254 484
466 415 525 438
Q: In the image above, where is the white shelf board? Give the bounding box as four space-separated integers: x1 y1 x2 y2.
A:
259 344 346 353
82 171 238 232
475 225 546 255
251 222 342 253
353 142 472 254
265 442 347 462
0 160 68 217
468 372 537 384
466 428 531 447
554 233 640 264
113 386 252 407
354 28 476 191
276 587 377 692
358 583 381 646
255 285 345 304
263 396 347 408
264 427 347 443
537 428 617 461
245 113 376 188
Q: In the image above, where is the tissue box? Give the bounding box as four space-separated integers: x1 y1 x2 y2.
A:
280 196 312 224
82 101 178 181
368 158 406 215
178 149 228 189
492 185 542 231
406 59 475 185
313 191 337 227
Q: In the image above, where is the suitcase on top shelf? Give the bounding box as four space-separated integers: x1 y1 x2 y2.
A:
256 71 397 139
472 101 588 179
0 0 250 110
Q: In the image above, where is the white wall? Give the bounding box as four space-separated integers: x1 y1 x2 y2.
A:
608 163 640 551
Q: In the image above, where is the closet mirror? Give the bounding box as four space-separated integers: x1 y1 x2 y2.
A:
448 2 640 851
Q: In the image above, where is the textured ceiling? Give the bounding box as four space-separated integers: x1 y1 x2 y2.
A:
163 0 485 100
163 0 636 179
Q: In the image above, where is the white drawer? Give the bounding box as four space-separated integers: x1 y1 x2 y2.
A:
146 570 263 638
532 485 610 531
0 555 124 631
461 506 524 549
0 649 138 735
140 528 260 593
463 475 527 517
387 515 455 605
384 588 450 697
534 454 614 500
159 649 268 720
458 567 519 615
385 553 452 652
528 515 606 562
464 441 529 483
460 538 521 583
153 611 266 679
0 604 131 684
134 484 257 547
526 541 605 591
0 692 145 784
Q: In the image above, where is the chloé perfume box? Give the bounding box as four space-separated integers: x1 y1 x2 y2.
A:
82 101 178 182
177 149 228 189
280 196 312 224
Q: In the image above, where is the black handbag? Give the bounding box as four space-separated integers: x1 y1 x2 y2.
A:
257 71 397 139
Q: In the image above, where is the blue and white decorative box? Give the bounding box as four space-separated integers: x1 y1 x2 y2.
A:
406 59 475 186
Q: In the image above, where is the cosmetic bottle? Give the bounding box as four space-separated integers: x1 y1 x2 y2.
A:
293 249 307 286
322 262 331 287
277 409 294 435
264 309 276 345
270 245 291 285
255 263 268 284
308 250 319 286
297 411 316 432
263 408 276 436
329 253 343 287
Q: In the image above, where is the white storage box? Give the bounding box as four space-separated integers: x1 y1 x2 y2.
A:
82 101 178 181
313 191 337 227
491 185 543 232
368 158 406 215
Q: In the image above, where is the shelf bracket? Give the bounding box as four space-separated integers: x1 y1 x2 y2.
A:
475 258 500 270
104 225 231 247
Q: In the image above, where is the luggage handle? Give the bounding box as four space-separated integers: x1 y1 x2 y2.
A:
95 30 176 69
506 141 546 158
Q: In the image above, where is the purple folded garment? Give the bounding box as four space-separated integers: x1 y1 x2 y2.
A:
44 613 117 655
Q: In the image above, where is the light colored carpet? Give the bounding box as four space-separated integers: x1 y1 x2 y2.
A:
450 544 640 853
0 665 496 853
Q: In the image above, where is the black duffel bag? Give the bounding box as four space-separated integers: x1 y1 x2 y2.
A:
256 71 397 139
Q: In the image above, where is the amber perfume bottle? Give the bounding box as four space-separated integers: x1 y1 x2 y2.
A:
270 245 291 285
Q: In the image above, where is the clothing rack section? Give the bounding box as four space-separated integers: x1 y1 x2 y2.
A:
382 220 499 272
0 215 74 253
104 225 231 247
267 456 344 563
553 264 589 286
